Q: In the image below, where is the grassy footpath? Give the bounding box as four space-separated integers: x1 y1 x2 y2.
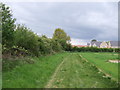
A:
3 53 69 88
80 52 119 81
45 53 117 88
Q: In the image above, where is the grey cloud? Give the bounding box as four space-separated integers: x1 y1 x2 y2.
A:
6 2 118 44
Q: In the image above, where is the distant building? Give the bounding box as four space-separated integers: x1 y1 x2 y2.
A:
87 41 120 48
108 41 120 48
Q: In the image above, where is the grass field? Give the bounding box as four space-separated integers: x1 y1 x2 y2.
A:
3 52 118 88
81 52 119 81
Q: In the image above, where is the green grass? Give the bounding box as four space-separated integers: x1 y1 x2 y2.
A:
3 52 118 88
45 53 117 88
0 72 2 89
3 53 69 88
80 52 119 81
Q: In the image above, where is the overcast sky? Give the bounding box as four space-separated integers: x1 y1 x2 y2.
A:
5 2 118 45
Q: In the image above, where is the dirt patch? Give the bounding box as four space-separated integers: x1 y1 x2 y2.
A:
108 60 120 63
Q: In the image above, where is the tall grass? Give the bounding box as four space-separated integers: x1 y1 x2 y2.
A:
3 53 68 88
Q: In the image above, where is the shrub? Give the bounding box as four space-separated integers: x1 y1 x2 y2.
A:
14 25 39 56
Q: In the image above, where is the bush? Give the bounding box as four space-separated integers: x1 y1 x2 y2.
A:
14 25 39 56
51 39 62 52
2 45 32 61
38 35 53 55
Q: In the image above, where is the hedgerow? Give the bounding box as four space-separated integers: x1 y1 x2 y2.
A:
71 47 120 52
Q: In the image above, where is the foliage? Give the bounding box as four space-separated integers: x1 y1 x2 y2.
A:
38 35 53 55
1 3 16 47
2 45 30 58
51 39 62 52
14 24 39 56
52 28 71 50
53 28 70 41
71 47 119 52
91 39 97 42
65 43 72 51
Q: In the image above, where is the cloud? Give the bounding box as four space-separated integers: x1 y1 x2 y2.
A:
5 2 118 45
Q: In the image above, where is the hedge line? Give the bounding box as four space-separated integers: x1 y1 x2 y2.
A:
71 47 120 52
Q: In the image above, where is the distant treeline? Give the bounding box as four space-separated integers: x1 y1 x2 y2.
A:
70 47 120 52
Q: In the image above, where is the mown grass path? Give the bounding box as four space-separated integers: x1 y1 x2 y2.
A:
45 54 71 88
45 53 117 88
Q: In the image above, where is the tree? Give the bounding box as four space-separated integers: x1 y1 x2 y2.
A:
91 39 97 42
53 28 70 41
52 28 71 50
0 3 16 47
